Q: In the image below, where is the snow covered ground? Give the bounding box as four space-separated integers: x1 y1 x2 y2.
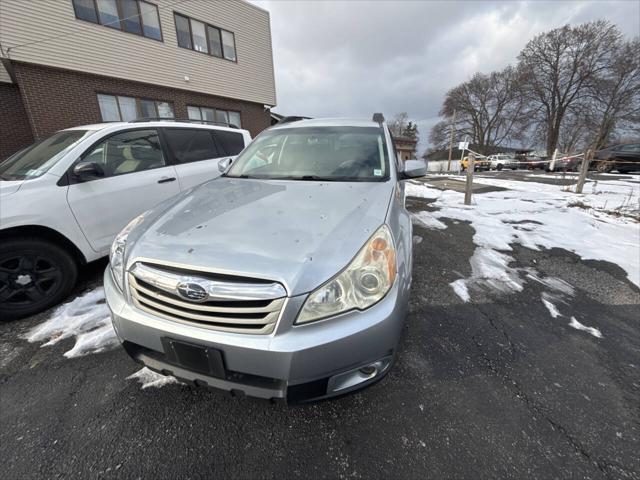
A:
407 174 639 338
23 288 173 388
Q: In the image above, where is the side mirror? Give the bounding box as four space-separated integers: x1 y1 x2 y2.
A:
73 161 104 180
218 157 233 173
400 159 427 179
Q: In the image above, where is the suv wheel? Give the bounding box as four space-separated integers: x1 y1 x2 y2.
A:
596 160 613 173
0 238 78 321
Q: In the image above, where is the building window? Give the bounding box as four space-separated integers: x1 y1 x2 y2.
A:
97 94 175 121
72 0 162 41
173 12 237 62
187 105 242 128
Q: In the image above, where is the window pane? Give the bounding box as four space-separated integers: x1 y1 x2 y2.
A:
175 14 192 49
221 30 236 61
120 0 142 34
215 110 228 125
228 111 241 128
139 1 161 40
214 130 245 156
157 102 174 118
164 129 220 164
139 99 156 118
207 26 222 57
96 0 120 29
201 108 215 122
190 19 208 53
97 94 121 121
117 96 138 121
88 129 165 177
72 0 98 23
187 106 202 120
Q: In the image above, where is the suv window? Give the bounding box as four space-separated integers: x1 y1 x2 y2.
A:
214 130 245 156
163 128 219 164
82 129 165 178
618 144 640 152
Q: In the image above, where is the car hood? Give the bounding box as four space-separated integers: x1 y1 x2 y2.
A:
127 177 394 295
0 179 24 197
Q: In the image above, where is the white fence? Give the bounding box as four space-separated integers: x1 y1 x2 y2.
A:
426 160 461 172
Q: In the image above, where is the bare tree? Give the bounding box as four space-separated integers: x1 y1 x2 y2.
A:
434 66 528 154
428 120 451 150
388 112 409 137
517 20 621 156
587 37 640 149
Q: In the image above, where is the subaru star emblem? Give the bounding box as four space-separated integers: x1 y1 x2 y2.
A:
176 282 208 302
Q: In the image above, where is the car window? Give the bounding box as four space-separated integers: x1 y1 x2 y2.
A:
0 130 92 180
82 129 165 178
163 128 220 164
226 126 389 181
617 144 639 152
214 130 245 156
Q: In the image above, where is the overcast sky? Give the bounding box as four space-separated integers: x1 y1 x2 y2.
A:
250 0 639 153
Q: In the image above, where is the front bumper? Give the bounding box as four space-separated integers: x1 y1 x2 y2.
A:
105 269 408 402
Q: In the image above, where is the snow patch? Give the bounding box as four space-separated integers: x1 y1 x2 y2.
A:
407 178 640 288
25 288 118 358
450 279 470 302
569 317 603 338
541 294 561 318
127 367 180 389
412 211 447 230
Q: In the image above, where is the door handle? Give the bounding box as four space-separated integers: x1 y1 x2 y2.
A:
158 177 176 184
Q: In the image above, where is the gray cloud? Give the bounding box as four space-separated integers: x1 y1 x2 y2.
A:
251 0 640 153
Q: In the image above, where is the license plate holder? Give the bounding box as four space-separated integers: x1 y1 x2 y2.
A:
161 338 225 378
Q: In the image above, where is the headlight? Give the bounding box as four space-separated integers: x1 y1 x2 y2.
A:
296 224 396 324
109 213 146 290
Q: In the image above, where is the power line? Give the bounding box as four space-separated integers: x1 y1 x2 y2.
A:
4 0 192 56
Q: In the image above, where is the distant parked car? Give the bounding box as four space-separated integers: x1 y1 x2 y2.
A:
488 153 517 171
461 155 490 171
546 155 580 172
0 120 251 320
519 154 547 170
593 143 640 173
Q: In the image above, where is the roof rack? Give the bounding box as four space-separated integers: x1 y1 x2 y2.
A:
372 113 385 124
277 116 311 124
128 117 239 129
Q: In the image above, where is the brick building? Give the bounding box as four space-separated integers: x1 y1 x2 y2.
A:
0 0 276 160
393 135 418 162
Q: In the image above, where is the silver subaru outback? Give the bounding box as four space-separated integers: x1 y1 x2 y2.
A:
105 115 426 402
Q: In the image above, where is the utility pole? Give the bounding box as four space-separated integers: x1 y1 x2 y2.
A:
575 149 592 194
464 153 475 205
447 109 456 172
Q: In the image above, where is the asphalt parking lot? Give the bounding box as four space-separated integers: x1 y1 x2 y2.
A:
1 171 639 479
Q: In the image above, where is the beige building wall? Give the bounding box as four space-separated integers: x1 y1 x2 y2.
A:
0 0 276 105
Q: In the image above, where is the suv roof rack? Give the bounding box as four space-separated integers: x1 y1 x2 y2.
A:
128 117 239 129
277 116 311 125
372 113 385 124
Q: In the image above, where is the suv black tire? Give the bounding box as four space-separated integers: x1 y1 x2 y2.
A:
0 238 78 321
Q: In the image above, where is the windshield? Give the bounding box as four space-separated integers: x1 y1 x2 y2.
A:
225 126 389 181
0 130 92 180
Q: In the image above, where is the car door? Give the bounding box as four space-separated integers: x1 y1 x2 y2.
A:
162 128 223 191
66 128 180 254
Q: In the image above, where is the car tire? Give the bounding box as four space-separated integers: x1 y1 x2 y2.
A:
596 160 613 173
497 164 503 171
0 238 78 321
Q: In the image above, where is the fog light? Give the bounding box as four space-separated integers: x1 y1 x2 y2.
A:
359 365 377 376
327 356 392 394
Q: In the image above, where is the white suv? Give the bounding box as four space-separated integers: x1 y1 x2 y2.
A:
0 120 251 319
488 153 517 170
